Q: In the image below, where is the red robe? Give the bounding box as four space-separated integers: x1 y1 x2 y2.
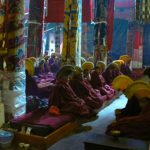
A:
106 99 150 140
48 80 93 117
69 77 104 109
90 70 115 100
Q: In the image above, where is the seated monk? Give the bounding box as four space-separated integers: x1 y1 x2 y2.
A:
106 88 150 140
48 65 94 117
119 55 133 78
81 61 94 81
69 66 105 110
25 59 50 98
102 62 122 85
90 61 115 100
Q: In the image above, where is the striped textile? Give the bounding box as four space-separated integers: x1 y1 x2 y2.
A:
136 0 150 23
0 0 25 57
62 0 82 66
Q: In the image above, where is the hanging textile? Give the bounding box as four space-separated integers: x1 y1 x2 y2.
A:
0 1 7 56
136 0 150 23
111 19 128 60
115 0 135 22
93 0 109 64
44 0 92 23
106 0 115 50
5 0 25 57
62 0 82 66
131 23 143 68
0 0 26 120
143 24 150 66
27 0 44 57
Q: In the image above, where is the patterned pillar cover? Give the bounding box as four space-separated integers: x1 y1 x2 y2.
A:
93 0 109 65
62 0 82 66
136 0 150 23
0 0 25 70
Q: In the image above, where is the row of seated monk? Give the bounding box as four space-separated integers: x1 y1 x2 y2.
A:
18 55 150 139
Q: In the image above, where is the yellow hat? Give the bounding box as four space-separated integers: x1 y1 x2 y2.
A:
96 61 106 71
119 55 131 62
118 60 125 65
29 57 36 63
107 62 119 70
112 60 121 68
124 81 150 99
81 61 94 71
56 65 75 80
74 66 83 75
134 88 150 99
25 58 34 76
112 75 134 91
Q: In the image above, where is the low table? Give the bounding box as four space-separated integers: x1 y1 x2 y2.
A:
84 134 149 150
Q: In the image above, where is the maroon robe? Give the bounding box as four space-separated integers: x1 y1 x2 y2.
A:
106 97 150 140
48 80 93 117
69 77 104 109
90 70 115 100
102 69 122 85
106 105 150 140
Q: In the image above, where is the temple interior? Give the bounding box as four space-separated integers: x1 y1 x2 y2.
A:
0 0 150 150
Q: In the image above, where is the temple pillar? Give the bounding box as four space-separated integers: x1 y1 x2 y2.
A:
62 0 82 66
27 0 44 57
0 0 26 121
93 0 108 65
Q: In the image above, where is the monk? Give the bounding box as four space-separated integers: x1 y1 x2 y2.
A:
106 88 150 140
48 65 94 117
119 55 133 78
69 66 105 110
102 62 122 85
90 61 115 100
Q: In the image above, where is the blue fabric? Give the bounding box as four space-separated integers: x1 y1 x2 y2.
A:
111 19 128 60
143 24 150 66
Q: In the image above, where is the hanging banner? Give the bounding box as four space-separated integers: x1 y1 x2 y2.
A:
62 0 82 66
44 0 91 23
106 0 115 50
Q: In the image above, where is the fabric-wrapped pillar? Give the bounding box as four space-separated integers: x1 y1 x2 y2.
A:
0 0 26 121
62 0 82 66
93 0 108 65
27 0 44 57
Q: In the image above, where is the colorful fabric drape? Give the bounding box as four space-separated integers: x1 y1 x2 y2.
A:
0 1 7 56
0 0 25 70
143 24 150 66
5 0 25 57
44 0 92 23
132 23 143 68
93 0 109 64
106 0 115 50
136 0 150 23
62 0 82 66
27 0 44 57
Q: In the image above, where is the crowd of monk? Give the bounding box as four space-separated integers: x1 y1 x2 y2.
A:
25 54 150 140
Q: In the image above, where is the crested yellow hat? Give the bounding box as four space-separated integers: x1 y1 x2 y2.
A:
112 75 134 91
96 61 106 71
81 61 94 71
124 81 150 99
25 58 34 76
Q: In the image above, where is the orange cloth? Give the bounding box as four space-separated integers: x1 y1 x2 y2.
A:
48 105 61 116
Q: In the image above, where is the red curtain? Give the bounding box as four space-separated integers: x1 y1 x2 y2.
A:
106 0 115 50
44 0 92 23
134 31 143 49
